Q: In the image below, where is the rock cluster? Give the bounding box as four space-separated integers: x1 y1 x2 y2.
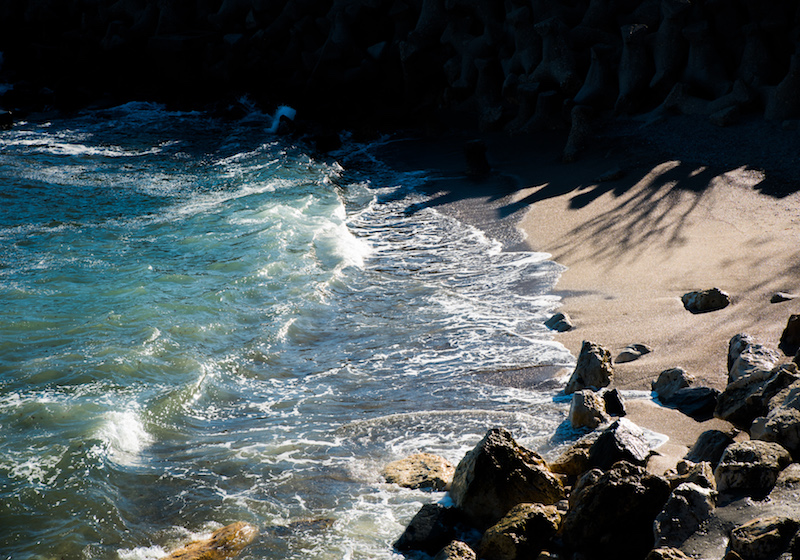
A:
2 1 800 136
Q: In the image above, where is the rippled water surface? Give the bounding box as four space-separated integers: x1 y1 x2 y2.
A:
0 103 574 560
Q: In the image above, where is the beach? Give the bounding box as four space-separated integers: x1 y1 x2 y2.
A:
379 113 800 471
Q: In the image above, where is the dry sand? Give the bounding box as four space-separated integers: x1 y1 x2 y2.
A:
375 115 800 469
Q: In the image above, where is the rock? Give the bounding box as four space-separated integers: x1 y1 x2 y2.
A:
562 104 593 163
681 288 731 313
0 110 12 130
728 341 780 384
728 333 756 374
568 389 609 429
564 341 614 394
164 522 258 560
771 292 797 303
645 547 693 560
433 540 476 560
544 312 573 332
681 22 731 99
684 430 735 468
649 0 691 95
654 482 716 547
463 139 490 176
776 462 800 487
745 363 800 421
714 440 791 496
729 516 799 560
665 460 716 491
382 453 455 491
765 53 800 121
394 504 463 554
779 314 800 356
560 461 671 560
616 343 652 364
709 105 740 127
548 431 600 478
573 44 617 108
715 367 777 429
588 418 652 470
750 376 800 460
616 23 653 114
449 428 564 529
477 503 560 560
602 387 626 417
532 17 579 96
665 387 720 421
652 367 694 401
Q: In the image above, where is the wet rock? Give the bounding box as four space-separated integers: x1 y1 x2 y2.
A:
548 431 600 478
394 504 463 555
433 540 476 560
616 343 652 364
544 312 573 332
164 522 258 560
382 453 455 491
564 341 614 394
666 387 719 421
588 418 652 470
684 430 734 468
645 547 693 560
729 516 799 560
714 440 791 496
449 428 565 529
681 288 730 313
779 314 800 356
569 389 609 429
560 461 671 560
665 460 716 491
654 482 716 547
602 387 626 417
477 503 560 560
652 367 694 401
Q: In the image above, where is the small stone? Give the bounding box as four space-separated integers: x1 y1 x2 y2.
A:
544 312 574 332
616 343 652 363
771 292 797 303
681 288 731 313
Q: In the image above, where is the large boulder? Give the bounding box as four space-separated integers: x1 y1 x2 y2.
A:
729 516 800 560
164 522 258 560
714 440 792 496
681 288 730 313
728 340 780 384
382 453 455 491
653 482 716 547
568 389 609 429
588 418 652 470
564 341 614 394
560 461 671 560
684 430 734 468
779 314 800 356
394 504 463 554
652 367 694 401
433 541 476 560
750 376 800 460
449 428 565 529
477 503 560 560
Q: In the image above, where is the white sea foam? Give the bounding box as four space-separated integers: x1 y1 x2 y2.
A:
98 409 153 466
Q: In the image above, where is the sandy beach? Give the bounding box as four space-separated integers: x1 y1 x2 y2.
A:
378 114 800 470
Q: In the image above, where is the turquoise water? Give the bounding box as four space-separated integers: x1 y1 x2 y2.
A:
0 103 573 560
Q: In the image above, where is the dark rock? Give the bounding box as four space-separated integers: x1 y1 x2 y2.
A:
744 363 800 422
665 460 716 491
616 23 653 114
714 366 777 429
477 503 560 560
564 341 614 394
544 312 573 332
684 430 734 468
569 389 609 429
771 292 797 303
588 418 652 470
665 387 720 421
765 53 800 121
433 540 476 560
532 17 579 96
0 110 12 130
562 104 593 163
750 373 800 460
548 431 601 478
649 0 691 95
645 547 693 560
681 22 731 99
602 387 626 416
714 440 791 497
560 461 671 560
654 482 716 547
463 140 490 176
615 343 652 363
729 516 799 560
394 504 462 554
652 367 694 401
449 428 564 529
382 453 455 491
681 288 731 313
779 314 800 356
573 44 617 108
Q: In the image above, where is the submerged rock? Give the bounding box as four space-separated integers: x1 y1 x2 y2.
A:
164 522 258 560
382 453 455 491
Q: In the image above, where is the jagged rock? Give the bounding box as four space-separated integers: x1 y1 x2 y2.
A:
564 341 614 394
449 428 565 529
394 504 463 554
569 389 609 429
544 312 573 332
616 23 652 114
477 503 560 560
714 366 777 429
665 460 716 491
665 387 719 421
649 0 691 95
681 288 730 313
771 292 797 303
463 139 490 176
588 418 651 470
652 367 694 401
654 482 716 547
645 547 693 560
532 17 579 96
616 343 652 363
562 104 593 163
779 314 800 356
573 44 617 108
548 431 600 478
681 21 731 99
765 54 800 121
745 363 800 419
728 341 780 384
684 430 734 468
729 516 800 560
382 453 455 491
728 333 756 375
602 387 626 416
714 440 791 496
750 374 800 460
433 540 476 560
560 461 671 560
164 522 258 560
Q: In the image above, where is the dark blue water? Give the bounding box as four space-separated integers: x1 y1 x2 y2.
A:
0 102 574 560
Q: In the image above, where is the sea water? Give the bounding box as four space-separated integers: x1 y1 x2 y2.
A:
0 102 575 560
